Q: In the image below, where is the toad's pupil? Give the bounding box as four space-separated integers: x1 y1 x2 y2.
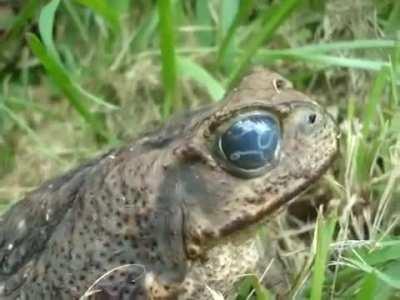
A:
219 114 280 170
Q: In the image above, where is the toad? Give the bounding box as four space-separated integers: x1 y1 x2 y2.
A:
0 69 338 299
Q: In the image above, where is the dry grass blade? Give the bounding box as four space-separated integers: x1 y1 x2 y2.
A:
80 264 146 299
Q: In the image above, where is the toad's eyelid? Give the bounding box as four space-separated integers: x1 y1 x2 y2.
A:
205 105 281 133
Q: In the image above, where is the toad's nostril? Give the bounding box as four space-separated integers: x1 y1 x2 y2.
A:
308 113 317 124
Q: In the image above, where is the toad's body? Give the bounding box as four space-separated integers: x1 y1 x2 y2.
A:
0 70 338 299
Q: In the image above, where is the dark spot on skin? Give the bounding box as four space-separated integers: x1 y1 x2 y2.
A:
122 216 129 224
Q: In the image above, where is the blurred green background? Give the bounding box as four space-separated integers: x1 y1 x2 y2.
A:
0 0 400 299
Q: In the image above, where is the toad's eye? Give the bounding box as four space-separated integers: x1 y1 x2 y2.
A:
217 114 280 170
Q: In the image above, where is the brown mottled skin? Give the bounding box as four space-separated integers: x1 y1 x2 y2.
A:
0 69 338 299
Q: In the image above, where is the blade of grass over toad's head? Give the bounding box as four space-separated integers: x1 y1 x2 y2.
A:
217 0 254 69
255 50 390 71
74 0 119 31
27 34 107 140
157 0 180 117
253 40 398 67
39 0 61 63
310 213 336 300
282 40 398 54
177 56 225 101
227 0 300 89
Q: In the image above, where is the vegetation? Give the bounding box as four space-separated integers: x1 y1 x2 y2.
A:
0 0 399 299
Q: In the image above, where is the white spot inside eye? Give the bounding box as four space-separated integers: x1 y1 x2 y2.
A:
108 154 116 160
7 243 13 251
17 219 26 231
48 184 53 189
129 147 134 152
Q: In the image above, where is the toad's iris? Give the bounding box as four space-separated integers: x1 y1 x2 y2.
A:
218 114 280 170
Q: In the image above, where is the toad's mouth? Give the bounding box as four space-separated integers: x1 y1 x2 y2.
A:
218 145 338 238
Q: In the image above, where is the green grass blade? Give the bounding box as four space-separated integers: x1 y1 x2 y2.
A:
256 50 390 71
27 33 106 138
39 0 61 63
177 56 225 101
355 272 378 300
362 67 389 135
221 0 240 35
0 101 58 159
344 255 400 289
157 0 180 116
3 0 38 39
389 46 399 107
235 275 272 300
195 1 214 46
74 0 119 31
217 0 254 68
109 0 130 14
227 0 300 88
310 214 336 300
130 8 159 53
0 0 38 69
217 0 240 71
385 1 400 34
37 0 117 110
282 40 398 53
63 0 89 42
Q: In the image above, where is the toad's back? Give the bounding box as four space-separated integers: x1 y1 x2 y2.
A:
0 69 338 299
